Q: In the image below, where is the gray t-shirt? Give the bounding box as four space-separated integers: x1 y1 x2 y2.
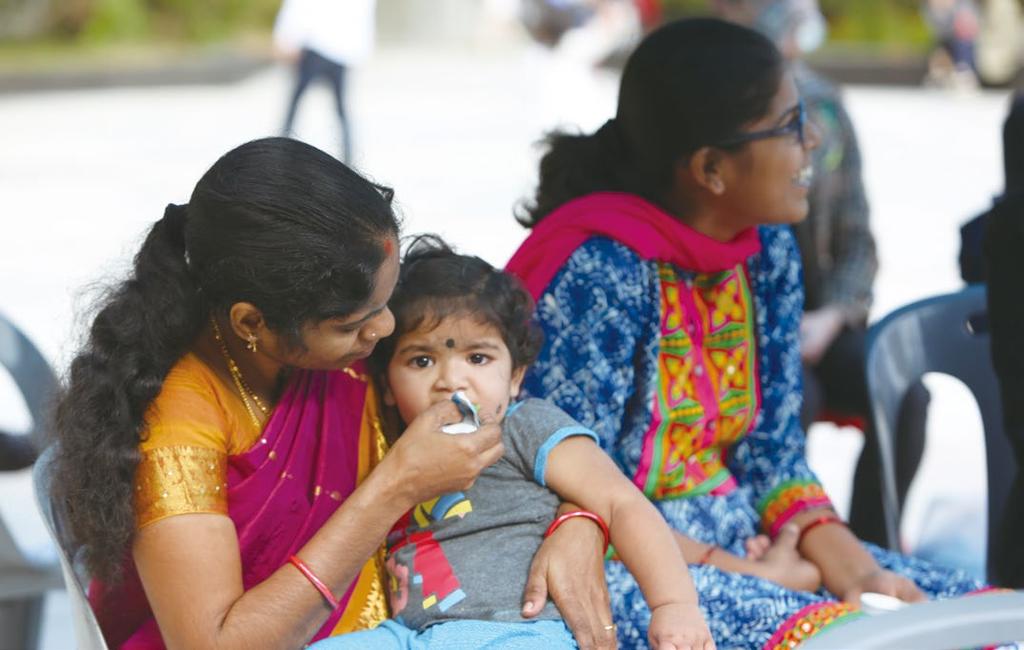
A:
384 398 599 631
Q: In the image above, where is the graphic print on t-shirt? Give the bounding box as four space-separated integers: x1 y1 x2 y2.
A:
386 492 473 618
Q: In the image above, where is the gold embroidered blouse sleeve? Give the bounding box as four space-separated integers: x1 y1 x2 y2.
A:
134 353 255 529
135 445 229 528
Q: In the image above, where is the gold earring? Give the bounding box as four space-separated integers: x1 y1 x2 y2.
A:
246 336 258 353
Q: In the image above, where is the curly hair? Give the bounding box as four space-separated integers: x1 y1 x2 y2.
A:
518 18 784 226
52 137 399 582
368 234 543 378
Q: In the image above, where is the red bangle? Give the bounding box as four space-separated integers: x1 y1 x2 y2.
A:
797 515 846 547
544 510 610 555
697 544 718 565
288 555 339 609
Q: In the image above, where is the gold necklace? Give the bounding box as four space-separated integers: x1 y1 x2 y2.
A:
210 318 269 428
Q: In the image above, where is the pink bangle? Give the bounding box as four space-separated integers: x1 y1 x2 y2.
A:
288 555 339 609
544 510 611 555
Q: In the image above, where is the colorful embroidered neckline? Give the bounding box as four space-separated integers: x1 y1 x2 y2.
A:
633 262 761 499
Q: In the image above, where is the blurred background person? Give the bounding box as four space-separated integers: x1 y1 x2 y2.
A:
714 0 929 547
982 92 1024 588
518 0 643 52
714 0 826 58
518 0 641 131
632 0 663 32
973 0 1024 88
273 0 377 164
519 0 597 48
923 0 981 89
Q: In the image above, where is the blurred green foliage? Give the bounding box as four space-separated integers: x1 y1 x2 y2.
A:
14 0 936 49
79 0 148 42
820 0 931 50
48 0 280 43
660 0 932 50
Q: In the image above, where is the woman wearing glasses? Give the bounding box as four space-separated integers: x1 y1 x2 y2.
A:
508 18 986 649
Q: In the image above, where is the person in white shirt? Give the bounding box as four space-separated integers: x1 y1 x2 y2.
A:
273 0 377 163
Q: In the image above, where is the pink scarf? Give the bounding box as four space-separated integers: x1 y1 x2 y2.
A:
505 192 762 297
93 365 371 648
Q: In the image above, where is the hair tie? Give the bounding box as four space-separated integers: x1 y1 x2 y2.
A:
159 203 192 267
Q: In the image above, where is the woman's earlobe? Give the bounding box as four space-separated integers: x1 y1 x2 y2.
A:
709 176 726 195
230 302 267 342
689 147 727 196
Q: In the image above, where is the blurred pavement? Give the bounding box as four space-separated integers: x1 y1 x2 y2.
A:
0 42 1010 648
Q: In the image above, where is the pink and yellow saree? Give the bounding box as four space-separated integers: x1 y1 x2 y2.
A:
90 356 388 648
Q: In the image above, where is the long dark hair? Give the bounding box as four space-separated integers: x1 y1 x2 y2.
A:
53 137 399 581
518 17 784 226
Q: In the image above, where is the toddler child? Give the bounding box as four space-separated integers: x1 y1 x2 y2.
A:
313 235 714 650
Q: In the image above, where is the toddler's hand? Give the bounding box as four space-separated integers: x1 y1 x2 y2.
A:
744 533 771 560
647 602 715 650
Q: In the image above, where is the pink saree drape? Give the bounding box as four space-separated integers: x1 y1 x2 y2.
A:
91 365 376 648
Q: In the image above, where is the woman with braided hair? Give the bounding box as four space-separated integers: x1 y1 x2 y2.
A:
52 137 613 649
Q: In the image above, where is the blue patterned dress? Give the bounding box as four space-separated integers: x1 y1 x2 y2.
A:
522 225 984 650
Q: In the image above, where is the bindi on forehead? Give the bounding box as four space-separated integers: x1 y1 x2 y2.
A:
445 338 456 349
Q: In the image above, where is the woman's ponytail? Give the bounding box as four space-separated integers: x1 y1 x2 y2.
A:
517 119 629 227
53 203 206 581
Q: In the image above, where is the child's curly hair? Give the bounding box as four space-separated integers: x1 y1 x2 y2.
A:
369 234 543 377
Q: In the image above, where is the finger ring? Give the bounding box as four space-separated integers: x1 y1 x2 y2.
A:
603 623 617 631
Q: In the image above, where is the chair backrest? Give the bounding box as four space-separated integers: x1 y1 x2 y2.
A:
0 511 60 650
0 312 58 448
33 446 110 650
0 313 62 649
865 285 1017 579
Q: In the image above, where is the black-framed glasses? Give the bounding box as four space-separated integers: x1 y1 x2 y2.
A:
714 100 806 149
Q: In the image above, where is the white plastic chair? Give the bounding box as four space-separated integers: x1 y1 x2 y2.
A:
0 516 63 650
0 312 62 649
33 446 109 650
801 590 1024 649
865 286 1016 580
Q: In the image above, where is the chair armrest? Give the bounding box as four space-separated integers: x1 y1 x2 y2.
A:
801 591 1024 649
